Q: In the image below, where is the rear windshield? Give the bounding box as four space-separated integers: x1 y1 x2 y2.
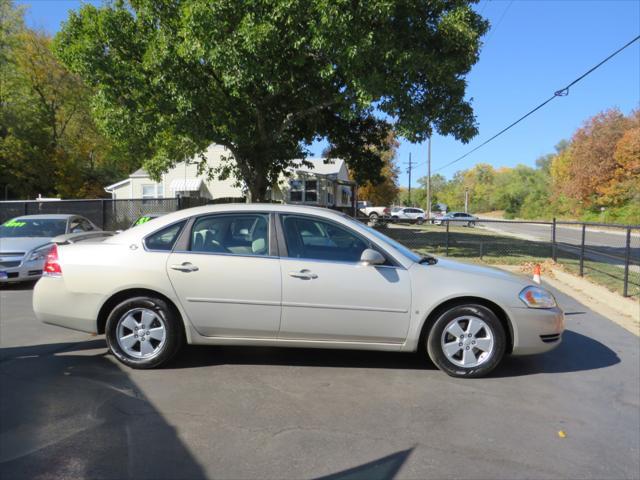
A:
0 218 67 238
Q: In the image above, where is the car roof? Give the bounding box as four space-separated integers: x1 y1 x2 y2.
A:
111 204 353 242
11 214 76 220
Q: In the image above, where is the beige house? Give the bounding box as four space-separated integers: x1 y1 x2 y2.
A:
105 144 354 208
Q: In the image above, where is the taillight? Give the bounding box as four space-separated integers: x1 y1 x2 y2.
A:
43 244 62 277
383 207 390 214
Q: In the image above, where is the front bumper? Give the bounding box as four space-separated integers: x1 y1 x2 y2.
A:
511 306 565 355
0 259 45 283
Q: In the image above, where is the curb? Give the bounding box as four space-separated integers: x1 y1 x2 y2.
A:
495 265 639 336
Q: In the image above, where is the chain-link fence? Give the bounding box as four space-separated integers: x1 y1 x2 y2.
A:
0 196 247 231
372 218 640 299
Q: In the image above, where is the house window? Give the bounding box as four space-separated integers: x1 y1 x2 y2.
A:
341 186 351 206
305 180 317 202
289 179 320 203
142 183 163 199
289 180 303 202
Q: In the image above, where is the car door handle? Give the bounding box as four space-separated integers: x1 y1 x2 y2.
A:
288 269 318 280
170 262 199 272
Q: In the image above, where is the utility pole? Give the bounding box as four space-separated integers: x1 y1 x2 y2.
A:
464 188 469 213
426 137 431 219
404 153 414 205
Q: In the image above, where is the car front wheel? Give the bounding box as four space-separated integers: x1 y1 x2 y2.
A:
426 304 506 378
105 296 184 369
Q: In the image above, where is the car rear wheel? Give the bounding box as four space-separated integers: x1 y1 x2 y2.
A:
416 218 425 225
105 296 184 369
369 212 379 221
426 304 506 378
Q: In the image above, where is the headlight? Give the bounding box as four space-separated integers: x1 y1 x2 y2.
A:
519 286 557 309
27 244 53 262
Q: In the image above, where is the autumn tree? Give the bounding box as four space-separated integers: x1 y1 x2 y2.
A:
54 0 488 201
553 109 632 209
354 132 400 206
0 1 138 199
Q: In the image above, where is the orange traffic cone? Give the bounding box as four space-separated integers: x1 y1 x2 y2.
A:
532 264 541 284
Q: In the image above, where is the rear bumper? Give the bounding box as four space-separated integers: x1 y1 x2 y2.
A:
511 306 565 355
0 259 45 283
33 277 102 333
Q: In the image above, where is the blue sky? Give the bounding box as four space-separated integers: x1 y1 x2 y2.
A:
19 0 640 187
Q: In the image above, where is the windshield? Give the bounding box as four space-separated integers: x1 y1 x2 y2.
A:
344 217 422 263
0 218 67 238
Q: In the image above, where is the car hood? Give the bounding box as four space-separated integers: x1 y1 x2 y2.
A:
0 237 53 253
428 258 531 285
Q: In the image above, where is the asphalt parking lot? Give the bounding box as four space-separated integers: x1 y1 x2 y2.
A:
1 283 639 480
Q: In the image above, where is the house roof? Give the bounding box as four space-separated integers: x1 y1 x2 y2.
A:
130 168 150 178
289 158 345 176
104 178 131 192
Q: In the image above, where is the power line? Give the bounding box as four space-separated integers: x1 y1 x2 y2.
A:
484 0 514 46
414 34 640 173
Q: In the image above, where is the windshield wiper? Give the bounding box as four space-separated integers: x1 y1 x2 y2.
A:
418 254 438 265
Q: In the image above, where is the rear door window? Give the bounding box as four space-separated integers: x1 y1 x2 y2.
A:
190 214 269 256
145 222 186 251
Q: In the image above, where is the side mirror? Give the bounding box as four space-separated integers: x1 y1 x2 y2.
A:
360 248 385 266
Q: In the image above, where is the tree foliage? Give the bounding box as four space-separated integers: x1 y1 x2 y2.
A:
405 108 639 224
54 0 488 200
0 0 137 199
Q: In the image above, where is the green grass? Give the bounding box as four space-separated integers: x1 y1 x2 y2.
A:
380 223 639 298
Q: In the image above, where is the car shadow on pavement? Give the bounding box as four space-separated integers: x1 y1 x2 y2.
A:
495 329 620 377
172 345 436 371
0 280 37 291
172 329 619 378
0 339 207 480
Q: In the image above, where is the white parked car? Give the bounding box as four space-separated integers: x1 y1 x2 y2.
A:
391 207 427 224
33 204 563 378
357 201 390 222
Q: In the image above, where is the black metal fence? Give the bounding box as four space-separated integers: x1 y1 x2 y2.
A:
374 218 640 298
2 198 638 297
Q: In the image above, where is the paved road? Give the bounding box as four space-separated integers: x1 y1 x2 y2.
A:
479 220 640 266
1 283 639 480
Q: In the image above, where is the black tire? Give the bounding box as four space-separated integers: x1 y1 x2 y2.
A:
426 304 506 378
416 218 425 225
369 212 379 221
105 296 184 369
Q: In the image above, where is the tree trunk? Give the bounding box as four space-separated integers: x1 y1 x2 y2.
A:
235 154 269 203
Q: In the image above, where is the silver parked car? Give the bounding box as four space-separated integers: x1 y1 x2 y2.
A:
33 204 563 378
433 212 478 227
0 214 105 283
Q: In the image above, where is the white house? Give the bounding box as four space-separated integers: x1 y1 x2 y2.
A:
104 143 354 208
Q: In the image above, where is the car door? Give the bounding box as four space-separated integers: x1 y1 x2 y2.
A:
278 214 411 344
166 213 281 338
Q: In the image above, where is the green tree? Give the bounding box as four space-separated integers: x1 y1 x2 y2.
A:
54 0 488 201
